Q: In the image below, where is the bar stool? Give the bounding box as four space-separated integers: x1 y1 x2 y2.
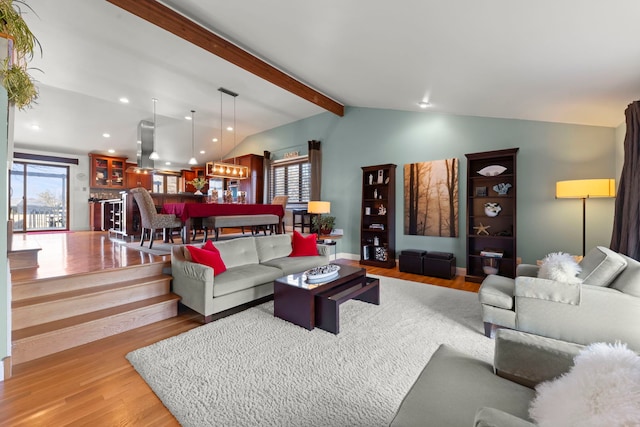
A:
292 209 309 232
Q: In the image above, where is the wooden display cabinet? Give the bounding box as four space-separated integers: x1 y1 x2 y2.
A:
464 148 519 282
89 154 126 189
360 164 396 268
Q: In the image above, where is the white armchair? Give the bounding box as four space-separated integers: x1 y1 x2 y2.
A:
479 246 640 351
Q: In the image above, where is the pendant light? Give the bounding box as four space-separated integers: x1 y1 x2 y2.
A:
206 87 249 179
188 109 197 165
149 98 160 160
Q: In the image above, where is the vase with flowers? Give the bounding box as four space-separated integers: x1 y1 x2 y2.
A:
190 177 207 195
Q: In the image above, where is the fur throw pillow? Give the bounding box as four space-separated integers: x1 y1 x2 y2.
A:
538 252 582 284
530 342 640 426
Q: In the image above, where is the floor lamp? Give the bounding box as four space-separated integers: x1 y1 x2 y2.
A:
556 179 616 256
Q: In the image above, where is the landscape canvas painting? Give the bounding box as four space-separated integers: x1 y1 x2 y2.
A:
404 158 459 237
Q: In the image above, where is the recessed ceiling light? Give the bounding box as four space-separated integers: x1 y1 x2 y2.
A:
108 149 115 154
119 97 129 104
212 138 218 142
418 101 430 109
165 161 171 165
185 116 192 120
31 124 40 130
200 150 205 154
103 133 111 138
226 126 233 131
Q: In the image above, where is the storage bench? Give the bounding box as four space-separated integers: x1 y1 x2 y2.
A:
424 251 456 279
399 249 427 275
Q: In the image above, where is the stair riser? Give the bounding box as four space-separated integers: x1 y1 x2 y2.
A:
12 279 171 330
12 262 169 301
12 300 178 365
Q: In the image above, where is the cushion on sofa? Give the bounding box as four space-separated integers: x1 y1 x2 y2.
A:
262 253 330 276
610 254 640 297
255 233 293 262
577 246 627 287
213 236 260 269
289 231 319 257
212 264 283 297
186 242 227 276
389 344 535 426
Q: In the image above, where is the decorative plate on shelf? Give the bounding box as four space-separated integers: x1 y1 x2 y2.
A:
305 264 340 283
477 165 506 176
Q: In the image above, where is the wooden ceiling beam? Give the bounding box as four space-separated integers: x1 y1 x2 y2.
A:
105 0 344 116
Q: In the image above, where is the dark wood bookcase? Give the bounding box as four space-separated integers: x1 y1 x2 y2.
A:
360 164 396 268
465 148 519 282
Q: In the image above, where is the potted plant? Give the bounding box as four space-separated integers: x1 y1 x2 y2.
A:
0 0 40 109
312 215 336 235
190 177 207 195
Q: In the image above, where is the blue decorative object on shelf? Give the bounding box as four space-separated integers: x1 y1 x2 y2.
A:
493 183 512 195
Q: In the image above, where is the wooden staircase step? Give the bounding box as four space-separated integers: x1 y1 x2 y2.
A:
12 275 172 330
12 261 169 301
12 294 181 365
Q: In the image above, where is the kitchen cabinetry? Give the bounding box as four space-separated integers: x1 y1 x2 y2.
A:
182 167 206 193
464 148 518 282
125 163 153 189
360 164 396 268
89 154 126 189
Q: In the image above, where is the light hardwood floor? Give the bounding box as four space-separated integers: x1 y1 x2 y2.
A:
1 231 480 426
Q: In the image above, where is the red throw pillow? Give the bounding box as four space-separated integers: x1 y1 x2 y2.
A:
186 243 227 276
290 230 319 257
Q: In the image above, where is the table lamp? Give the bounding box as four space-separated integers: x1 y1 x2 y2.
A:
556 179 616 256
307 201 331 234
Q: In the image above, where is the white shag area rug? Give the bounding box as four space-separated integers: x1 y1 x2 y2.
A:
127 276 493 426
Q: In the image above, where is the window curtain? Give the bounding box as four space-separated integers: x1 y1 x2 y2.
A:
610 101 640 259
308 140 322 200
263 150 271 203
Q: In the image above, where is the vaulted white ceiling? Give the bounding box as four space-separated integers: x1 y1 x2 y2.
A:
13 0 640 169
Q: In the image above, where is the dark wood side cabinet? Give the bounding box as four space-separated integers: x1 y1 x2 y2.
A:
360 164 396 268
464 148 519 282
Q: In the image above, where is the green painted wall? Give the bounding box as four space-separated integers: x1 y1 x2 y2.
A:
229 106 619 265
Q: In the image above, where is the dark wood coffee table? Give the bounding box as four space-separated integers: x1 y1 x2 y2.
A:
273 264 380 334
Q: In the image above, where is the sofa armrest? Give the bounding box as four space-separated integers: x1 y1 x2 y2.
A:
171 256 214 315
316 244 331 257
494 329 582 388
474 407 535 427
516 263 539 277
515 276 580 305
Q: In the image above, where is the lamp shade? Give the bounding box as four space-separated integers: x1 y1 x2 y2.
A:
307 201 331 214
556 179 616 199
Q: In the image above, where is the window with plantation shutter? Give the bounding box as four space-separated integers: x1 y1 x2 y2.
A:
270 156 310 203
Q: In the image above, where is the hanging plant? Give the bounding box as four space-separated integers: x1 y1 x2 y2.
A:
0 0 41 109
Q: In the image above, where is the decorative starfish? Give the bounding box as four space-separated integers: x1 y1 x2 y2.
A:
474 223 491 235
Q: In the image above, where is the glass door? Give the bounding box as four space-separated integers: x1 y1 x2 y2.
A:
10 162 70 232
